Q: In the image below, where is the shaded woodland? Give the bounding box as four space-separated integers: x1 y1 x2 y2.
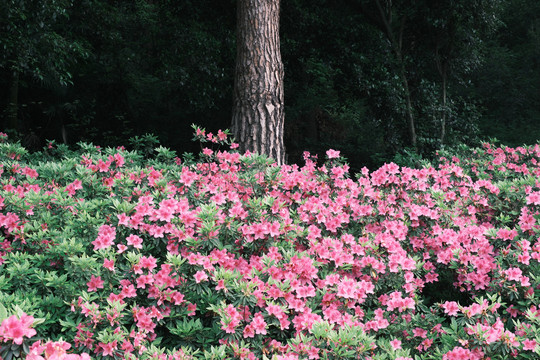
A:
1 0 539 170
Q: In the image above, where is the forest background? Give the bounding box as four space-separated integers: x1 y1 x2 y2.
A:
1 0 539 171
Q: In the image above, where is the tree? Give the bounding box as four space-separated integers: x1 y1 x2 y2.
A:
358 0 502 154
417 0 503 144
360 0 418 149
232 0 285 165
0 0 85 131
474 0 540 146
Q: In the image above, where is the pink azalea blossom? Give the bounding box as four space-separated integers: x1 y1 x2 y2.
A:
442 301 460 316
390 338 402 350
126 234 143 249
251 312 267 335
92 224 116 250
87 275 104 292
523 339 537 351
194 270 208 283
103 258 115 271
326 149 340 159
443 346 482 360
0 313 36 344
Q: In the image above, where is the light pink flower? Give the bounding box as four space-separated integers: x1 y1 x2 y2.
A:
87 275 104 292
0 313 36 344
126 234 143 249
103 258 115 271
326 149 340 159
390 338 402 350
194 270 208 283
442 301 460 316
523 339 537 351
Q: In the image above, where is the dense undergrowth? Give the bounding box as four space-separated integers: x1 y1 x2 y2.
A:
1 128 540 360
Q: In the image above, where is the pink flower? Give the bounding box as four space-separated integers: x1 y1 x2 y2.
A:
100 340 118 356
0 313 36 344
44 340 71 359
326 149 341 159
92 224 116 250
505 267 523 281
138 255 157 271
443 346 480 360
194 270 208 283
113 153 125 167
336 278 357 299
117 243 128 253
526 191 540 205
157 198 177 222
217 129 227 141
219 304 244 333
243 324 255 338
26 341 46 360
390 338 402 350
103 258 115 271
296 285 316 298
266 304 285 319
386 291 415 312
442 301 460 316
126 234 143 249
216 279 227 291
251 313 267 335
187 303 197 316
65 179 83 196
497 228 517 241
420 338 433 351
413 327 427 338
87 275 104 292
96 159 111 172
22 167 39 179
523 339 537 351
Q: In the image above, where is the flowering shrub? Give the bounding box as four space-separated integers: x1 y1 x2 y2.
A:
0 304 90 359
1 128 540 359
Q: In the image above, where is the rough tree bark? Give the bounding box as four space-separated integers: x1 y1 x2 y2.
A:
232 0 285 165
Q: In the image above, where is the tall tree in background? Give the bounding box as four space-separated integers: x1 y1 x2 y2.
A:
232 0 285 165
359 0 502 153
418 0 503 144
474 0 540 146
360 0 418 149
0 0 84 131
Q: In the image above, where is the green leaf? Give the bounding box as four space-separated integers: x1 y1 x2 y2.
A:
0 303 8 322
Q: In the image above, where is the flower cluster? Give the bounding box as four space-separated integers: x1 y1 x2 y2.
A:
0 313 36 345
1 129 540 359
0 312 91 359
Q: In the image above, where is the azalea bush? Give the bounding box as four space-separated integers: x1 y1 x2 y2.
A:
1 127 540 359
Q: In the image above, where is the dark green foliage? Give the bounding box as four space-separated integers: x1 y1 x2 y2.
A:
474 0 540 147
422 268 474 308
0 0 538 171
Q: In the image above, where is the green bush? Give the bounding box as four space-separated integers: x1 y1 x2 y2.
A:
1 129 540 359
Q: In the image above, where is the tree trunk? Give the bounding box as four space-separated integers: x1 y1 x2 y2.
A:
399 62 417 148
6 70 19 130
440 70 447 144
435 46 449 145
232 0 285 165
374 0 417 149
